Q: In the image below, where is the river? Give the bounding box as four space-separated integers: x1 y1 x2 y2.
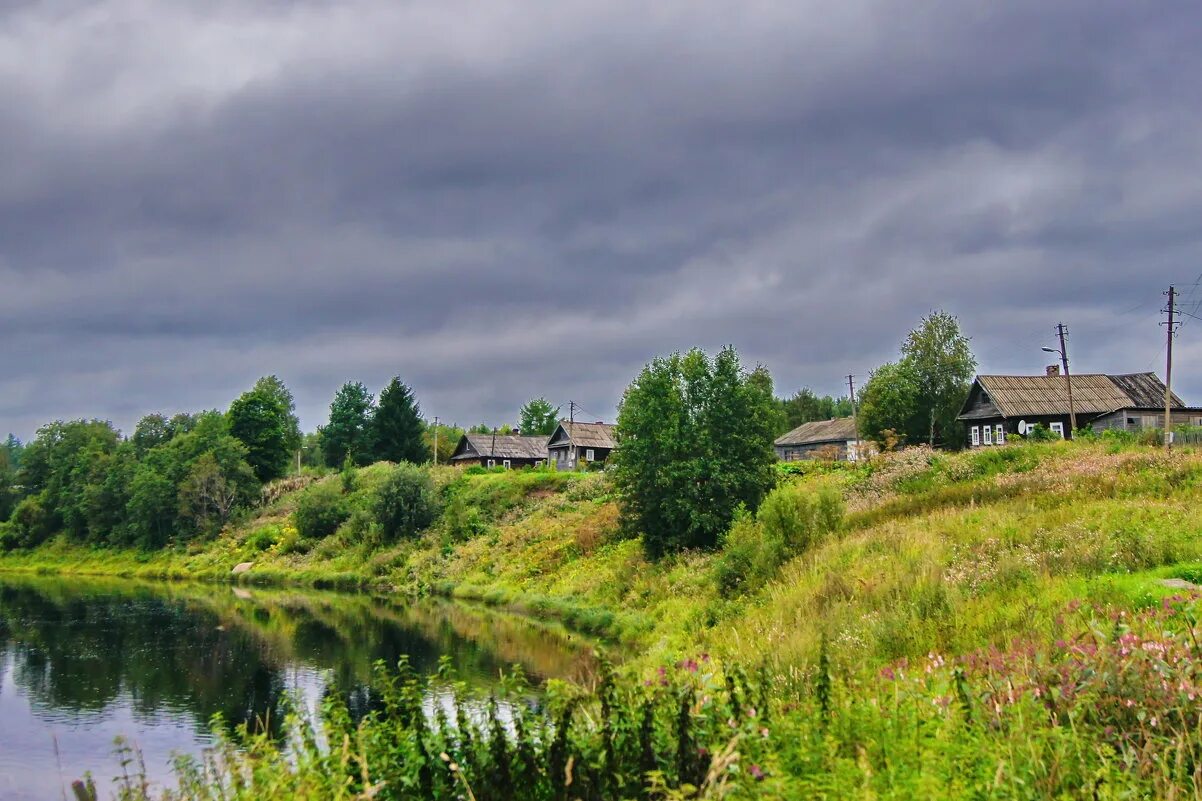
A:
0 574 602 801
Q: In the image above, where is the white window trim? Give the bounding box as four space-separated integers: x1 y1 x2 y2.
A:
486 459 495 468
983 426 993 445
503 459 511 469
585 448 595 461
971 426 980 447
995 425 1005 444
1049 422 1065 439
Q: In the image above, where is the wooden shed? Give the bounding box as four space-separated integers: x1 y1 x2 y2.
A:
774 417 865 461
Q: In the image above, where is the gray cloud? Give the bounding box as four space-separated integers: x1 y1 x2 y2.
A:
3 0 1202 439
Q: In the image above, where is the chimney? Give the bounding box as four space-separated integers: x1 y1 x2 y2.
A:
1046 364 1060 377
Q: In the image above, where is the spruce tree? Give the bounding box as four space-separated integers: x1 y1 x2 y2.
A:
372 378 431 464
320 382 376 467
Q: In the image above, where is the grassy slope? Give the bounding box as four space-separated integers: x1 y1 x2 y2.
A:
4 441 1202 674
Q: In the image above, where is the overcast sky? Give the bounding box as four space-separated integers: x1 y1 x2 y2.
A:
4 0 1202 440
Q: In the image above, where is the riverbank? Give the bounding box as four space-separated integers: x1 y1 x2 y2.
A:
5 440 1202 672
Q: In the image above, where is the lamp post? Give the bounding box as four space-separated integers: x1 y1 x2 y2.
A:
1042 344 1077 437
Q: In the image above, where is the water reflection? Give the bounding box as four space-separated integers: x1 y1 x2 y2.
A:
0 574 601 800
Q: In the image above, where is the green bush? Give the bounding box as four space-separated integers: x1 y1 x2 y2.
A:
716 484 844 597
293 481 350 540
372 463 439 541
9 494 53 549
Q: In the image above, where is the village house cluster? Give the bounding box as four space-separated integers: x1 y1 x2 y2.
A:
447 369 1200 472
447 420 617 470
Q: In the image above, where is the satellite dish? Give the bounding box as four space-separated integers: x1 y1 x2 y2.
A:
1018 420 1028 434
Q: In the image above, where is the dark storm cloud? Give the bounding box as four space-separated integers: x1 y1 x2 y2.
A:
3 0 1202 438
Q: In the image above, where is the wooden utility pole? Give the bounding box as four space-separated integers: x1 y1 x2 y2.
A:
1164 286 1178 451
847 374 860 460
1056 323 1077 436
433 416 439 466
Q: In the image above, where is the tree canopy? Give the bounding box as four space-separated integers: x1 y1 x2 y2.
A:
776 388 855 435
320 382 376 467
518 398 561 436
858 311 976 448
372 378 430 464
612 347 778 559
227 378 296 482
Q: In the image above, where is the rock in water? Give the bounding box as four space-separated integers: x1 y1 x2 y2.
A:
232 562 254 575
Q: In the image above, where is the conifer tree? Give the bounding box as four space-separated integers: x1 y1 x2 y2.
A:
372 378 430 464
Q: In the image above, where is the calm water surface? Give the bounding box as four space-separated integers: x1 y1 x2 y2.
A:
0 575 600 801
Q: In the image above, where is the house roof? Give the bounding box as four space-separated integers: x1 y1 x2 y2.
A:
775 416 858 447
550 421 617 449
964 373 1185 419
450 433 548 461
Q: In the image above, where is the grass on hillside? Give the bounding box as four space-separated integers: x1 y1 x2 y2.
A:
5 440 1202 677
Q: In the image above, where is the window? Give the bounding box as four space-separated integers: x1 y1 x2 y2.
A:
503 460 511 470
1049 422 1065 439
971 426 980 446
983 426 992 445
486 459 495 468
995 425 1004 444
586 448 595 461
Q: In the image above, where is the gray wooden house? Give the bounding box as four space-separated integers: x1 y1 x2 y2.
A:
957 371 1202 446
774 417 865 461
547 421 617 469
448 433 549 469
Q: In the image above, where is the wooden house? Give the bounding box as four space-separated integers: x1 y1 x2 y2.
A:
546 421 617 469
956 370 1202 446
774 417 867 461
448 433 549 469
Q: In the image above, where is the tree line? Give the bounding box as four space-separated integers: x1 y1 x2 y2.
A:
0 311 976 559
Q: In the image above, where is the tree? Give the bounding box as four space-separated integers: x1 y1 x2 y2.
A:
252 375 302 452
372 378 430 464
857 361 922 447
612 347 778 559
518 398 561 436
132 414 172 455
899 311 977 447
320 382 375 466
423 423 464 465
777 389 854 434
227 381 293 482
177 453 249 535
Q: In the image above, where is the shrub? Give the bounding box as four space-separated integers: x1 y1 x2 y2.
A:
244 524 279 552
293 481 350 540
9 493 52 549
716 484 844 597
372 463 439 541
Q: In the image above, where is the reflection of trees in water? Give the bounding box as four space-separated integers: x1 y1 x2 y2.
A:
0 582 289 738
0 577 604 743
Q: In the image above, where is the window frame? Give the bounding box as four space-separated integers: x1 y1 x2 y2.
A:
983 425 993 445
1049 422 1065 439
585 448 595 461
503 459 511 470
971 426 980 446
995 424 1004 444
486 459 496 468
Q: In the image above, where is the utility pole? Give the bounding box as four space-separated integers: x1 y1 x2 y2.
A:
1164 285 1179 452
1056 323 1077 436
568 400 576 468
433 416 439 466
847 374 860 461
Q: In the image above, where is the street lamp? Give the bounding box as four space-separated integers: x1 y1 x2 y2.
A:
1042 346 1077 436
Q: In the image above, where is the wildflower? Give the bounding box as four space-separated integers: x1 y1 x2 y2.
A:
749 765 765 781
880 667 896 681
